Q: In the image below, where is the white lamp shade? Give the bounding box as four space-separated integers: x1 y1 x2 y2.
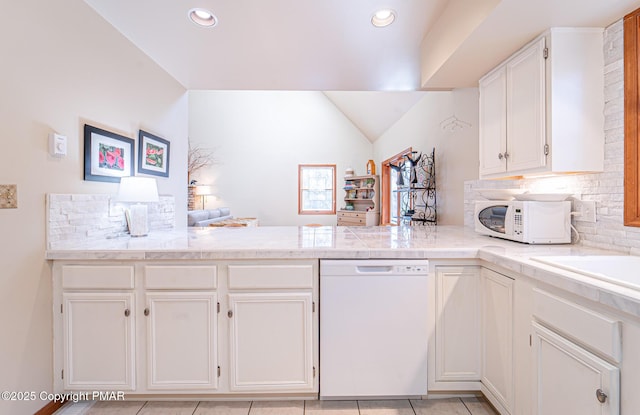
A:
194 185 213 196
117 176 159 203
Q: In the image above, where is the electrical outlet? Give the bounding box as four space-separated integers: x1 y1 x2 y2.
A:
0 184 17 209
573 200 596 223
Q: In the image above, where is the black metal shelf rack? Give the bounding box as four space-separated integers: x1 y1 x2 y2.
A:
393 148 437 226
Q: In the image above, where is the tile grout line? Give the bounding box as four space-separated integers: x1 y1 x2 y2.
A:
192 400 201 415
407 399 417 415
356 400 361 415
459 397 474 415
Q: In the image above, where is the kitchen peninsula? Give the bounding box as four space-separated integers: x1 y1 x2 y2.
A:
47 225 640 414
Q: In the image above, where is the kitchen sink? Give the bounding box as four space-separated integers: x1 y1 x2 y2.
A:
530 255 640 291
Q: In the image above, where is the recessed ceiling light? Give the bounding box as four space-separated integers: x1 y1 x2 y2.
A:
188 8 218 27
371 9 396 28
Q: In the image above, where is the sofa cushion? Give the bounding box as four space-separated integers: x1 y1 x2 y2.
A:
188 208 233 226
188 210 210 226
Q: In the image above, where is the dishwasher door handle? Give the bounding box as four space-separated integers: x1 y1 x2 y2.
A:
356 265 393 274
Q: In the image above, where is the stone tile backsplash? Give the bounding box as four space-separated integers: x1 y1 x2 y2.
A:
465 19 640 254
46 193 175 248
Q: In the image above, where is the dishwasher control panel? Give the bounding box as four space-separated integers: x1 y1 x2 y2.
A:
394 265 428 274
322 260 429 276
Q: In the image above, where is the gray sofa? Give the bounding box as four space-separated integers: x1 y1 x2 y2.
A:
187 207 232 227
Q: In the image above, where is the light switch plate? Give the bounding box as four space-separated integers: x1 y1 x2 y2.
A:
0 185 17 209
49 133 67 157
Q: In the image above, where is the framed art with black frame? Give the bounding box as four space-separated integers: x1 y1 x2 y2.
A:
138 130 170 177
83 124 134 182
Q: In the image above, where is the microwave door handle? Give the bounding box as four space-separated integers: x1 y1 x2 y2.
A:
504 205 514 235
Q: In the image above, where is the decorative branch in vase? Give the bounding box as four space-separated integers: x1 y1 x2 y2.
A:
187 142 218 211
187 142 218 183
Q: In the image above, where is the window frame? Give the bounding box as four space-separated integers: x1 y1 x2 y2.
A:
381 147 412 225
625 9 640 226
298 164 336 215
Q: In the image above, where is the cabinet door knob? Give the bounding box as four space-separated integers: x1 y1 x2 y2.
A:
504 151 510 159
596 388 608 403
124 309 130 317
144 308 150 316
228 310 233 318
498 153 504 160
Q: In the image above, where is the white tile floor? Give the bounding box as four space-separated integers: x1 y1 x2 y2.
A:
55 398 497 415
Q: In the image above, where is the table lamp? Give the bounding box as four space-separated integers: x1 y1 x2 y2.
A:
194 185 213 210
116 176 159 237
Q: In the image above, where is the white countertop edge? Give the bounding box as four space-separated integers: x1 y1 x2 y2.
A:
481 250 640 320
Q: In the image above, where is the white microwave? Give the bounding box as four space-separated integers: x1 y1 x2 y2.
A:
474 200 572 244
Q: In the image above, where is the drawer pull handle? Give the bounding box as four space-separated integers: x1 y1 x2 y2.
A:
596 389 607 403
228 310 233 318
124 309 130 317
144 308 150 316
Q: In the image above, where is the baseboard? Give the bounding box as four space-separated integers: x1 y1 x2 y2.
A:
480 383 509 415
34 400 64 415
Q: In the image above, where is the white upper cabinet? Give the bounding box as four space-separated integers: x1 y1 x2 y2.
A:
479 28 604 179
479 66 508 176
506 38 546 173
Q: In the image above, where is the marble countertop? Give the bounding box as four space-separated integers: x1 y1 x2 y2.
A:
46 225 608 260
46 225 640 319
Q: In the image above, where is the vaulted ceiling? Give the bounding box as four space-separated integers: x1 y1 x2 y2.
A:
84 0 640 140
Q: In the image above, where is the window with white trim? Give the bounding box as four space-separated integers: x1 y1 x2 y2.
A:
298 164 336 215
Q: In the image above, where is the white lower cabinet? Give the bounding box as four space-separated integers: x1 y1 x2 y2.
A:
533 322 619 415
532 288 621 414
228 292 314 391
62 292 136 391
428 264 481 391
481 268 514 414
428 263 634 415
55 261 318 397
226 263 317 393
145 292 218 390
142 265 219 392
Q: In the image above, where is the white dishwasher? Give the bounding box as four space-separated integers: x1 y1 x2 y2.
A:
320 259 429 399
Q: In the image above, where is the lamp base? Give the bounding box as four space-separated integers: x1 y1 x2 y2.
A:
127 204 149 237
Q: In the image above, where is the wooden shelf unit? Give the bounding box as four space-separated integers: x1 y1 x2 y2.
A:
337 175 380 226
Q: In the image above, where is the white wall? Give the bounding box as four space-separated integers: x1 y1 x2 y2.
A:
373 89 480 225
0 1 188 413
189 91 373 225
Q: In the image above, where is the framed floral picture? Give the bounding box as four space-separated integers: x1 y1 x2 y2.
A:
84 124 134 182
138 130 170 177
